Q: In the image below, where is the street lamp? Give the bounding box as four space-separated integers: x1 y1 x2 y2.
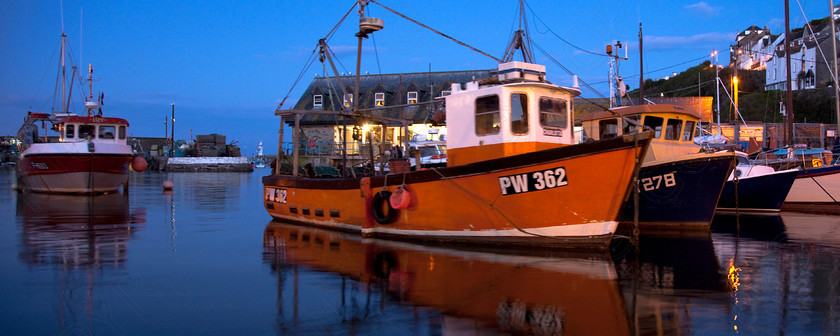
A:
733 76 739 122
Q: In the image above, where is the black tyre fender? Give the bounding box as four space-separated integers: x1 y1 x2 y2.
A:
372 190 398 224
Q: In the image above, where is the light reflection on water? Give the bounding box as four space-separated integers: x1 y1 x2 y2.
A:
0 167 838 335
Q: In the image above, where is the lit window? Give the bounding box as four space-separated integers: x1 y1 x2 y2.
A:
375 92 385 106
343 94 353 107
475 95 500 135
407 91 418 104
313 95 323 108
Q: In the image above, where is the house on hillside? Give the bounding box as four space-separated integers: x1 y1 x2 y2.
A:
764 16 840 91
730 25 780 71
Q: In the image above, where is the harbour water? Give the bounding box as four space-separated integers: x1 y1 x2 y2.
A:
0 166 838 335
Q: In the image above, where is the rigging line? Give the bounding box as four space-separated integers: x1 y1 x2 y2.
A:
277 47 320 110
587 54 710 85
531 40 649 126
369 0 501 63
531 41 608 99
741 48 826 64
523 0 607 57
796 0 840 90
371 32 382 75
30 42 61 111
323 43 352 75
323 2 358 43
642 79 717 97
428 167 560 239
623 55 709 80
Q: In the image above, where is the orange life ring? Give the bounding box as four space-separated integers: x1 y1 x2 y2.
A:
308 139 315 147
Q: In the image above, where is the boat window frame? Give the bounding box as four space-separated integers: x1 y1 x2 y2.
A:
538 97 568 130
599 118 620 139
664 118 682 141
510 92 529 135
119 125 126 140
65 124 75 139
682 121 696 141
643 116 664 138
78 125 96 139
475 94 501 136
99 125 116 140
622 115 640 135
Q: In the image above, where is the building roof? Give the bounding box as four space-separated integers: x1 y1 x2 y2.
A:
280 69 493 126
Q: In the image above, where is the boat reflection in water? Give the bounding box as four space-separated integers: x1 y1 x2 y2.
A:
15 192 146 334
711 212 840 335
611 231 731 335
263 221 630 335
17 192 146 267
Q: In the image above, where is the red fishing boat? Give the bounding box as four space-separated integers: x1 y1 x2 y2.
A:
15 33 144 194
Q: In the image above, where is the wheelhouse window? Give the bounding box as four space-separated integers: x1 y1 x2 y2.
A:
682 121 696 141
119 126 127 139
99 125 116 139
79 125 95 139
375 93 385 106
599 119 619 139
538 97 568 129
510 93 528 135
407 91 418 104
313 95 323 108
643 116 664 138
664 119 682 140
622 115 640 134
65 124 75 138
343 94 353 107
475 95 500 135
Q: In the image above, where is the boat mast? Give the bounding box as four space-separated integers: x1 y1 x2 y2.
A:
639 23 644 104
831 0 839 135
784 0 795 146
501 0 533 63
60 33 67 114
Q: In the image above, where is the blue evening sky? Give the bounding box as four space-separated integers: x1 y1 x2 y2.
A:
0 0 833 156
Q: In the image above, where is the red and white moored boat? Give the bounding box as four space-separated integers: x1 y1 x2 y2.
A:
15 33 143 194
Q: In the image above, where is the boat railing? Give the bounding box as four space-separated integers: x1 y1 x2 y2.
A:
279 140 395 158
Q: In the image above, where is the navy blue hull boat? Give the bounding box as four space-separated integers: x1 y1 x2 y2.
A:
717 165 799 212
620 154 734 227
